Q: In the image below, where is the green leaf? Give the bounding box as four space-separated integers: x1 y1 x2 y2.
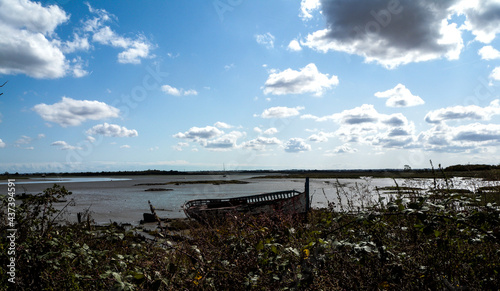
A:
256 241 264 251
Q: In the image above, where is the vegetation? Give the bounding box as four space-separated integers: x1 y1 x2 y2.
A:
2 163 499 181
1 173 499 290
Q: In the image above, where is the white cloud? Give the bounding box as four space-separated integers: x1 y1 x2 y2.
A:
425 100 500 124
86 123 138 137
87 6 153 65
0 138 5 148
242 137 282 151
161 84 198 96
457 0 500 44
33 97 120 127
0 1 154 78
305 104 416 148
183 89 198 96
70 57 89 78
255 32 275 49
263 127 278 135
478 45 500 60
13 133 45 148
302 1 464 69
173 142 189 151
490 67 500 82
260 106 305 118
148 146 159 151
173 124 246 151
174 126 224 141
329 144 358 154
299 0 321 20
161 85 181 96
51 140 82 151
15 135 33 145
120 145 130 149
419 122 500 152
284 138 311 153
287 39 302 51
0 0 69 78
263 63 338 96
308 131 334 143
205 131 245 151
375 84 425 107
62 33 90 54
224 63 235 71
214 121 233 129
118 39 151 64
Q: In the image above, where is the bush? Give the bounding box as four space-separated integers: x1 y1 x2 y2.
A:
1 179 499 290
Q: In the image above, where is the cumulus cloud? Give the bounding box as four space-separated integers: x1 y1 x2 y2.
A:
173 124 247 151
214 122 233 129
0 138 5 148
490 67 500 82
33 97 120 127
284 138 311 153
302 0 463 69
304 104 416 148
120 145 130 149
0 1 155 78
299 0 321 20
259 106 305 118
457 0 500 44
161 85 198 96
263 127 278 135
242 137 282 151
478 45 500 60
419 122 500 152
424 100 500 124
86 123 138 137
263 63 338 96
205 131 245 151
330 144 358 154
375 84 425 107
51 140 82 151
287 39 302 51
308 131 335 143
255 32 275 49
0 0 70 78
174 126 223 141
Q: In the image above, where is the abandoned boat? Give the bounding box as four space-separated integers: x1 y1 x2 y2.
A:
183 178 310 221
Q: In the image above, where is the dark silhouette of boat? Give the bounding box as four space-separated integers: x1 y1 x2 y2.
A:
183 178 310 221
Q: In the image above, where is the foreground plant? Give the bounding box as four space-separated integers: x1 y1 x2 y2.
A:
1 178 499 290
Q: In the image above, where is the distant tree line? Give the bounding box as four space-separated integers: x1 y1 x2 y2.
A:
444 164 500 172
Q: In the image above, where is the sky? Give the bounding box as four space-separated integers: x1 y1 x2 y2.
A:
1 0 500 173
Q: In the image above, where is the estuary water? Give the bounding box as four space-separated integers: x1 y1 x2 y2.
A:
2 174 498 225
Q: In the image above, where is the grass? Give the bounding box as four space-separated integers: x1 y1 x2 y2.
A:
1 175 499 290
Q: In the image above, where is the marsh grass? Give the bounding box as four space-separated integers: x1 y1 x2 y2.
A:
1 172 499 290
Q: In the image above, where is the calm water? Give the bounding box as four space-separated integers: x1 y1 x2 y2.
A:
2 174 498 225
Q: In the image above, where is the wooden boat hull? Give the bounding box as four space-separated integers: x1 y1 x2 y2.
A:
183 178 310 221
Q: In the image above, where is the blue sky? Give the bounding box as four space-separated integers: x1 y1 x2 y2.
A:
1 0 500 173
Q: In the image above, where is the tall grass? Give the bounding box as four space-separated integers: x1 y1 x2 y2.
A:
1 172 499 290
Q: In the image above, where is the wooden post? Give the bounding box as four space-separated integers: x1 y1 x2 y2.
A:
305 178 310 213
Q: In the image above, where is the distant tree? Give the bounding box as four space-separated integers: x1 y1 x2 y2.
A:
404 165 411 171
